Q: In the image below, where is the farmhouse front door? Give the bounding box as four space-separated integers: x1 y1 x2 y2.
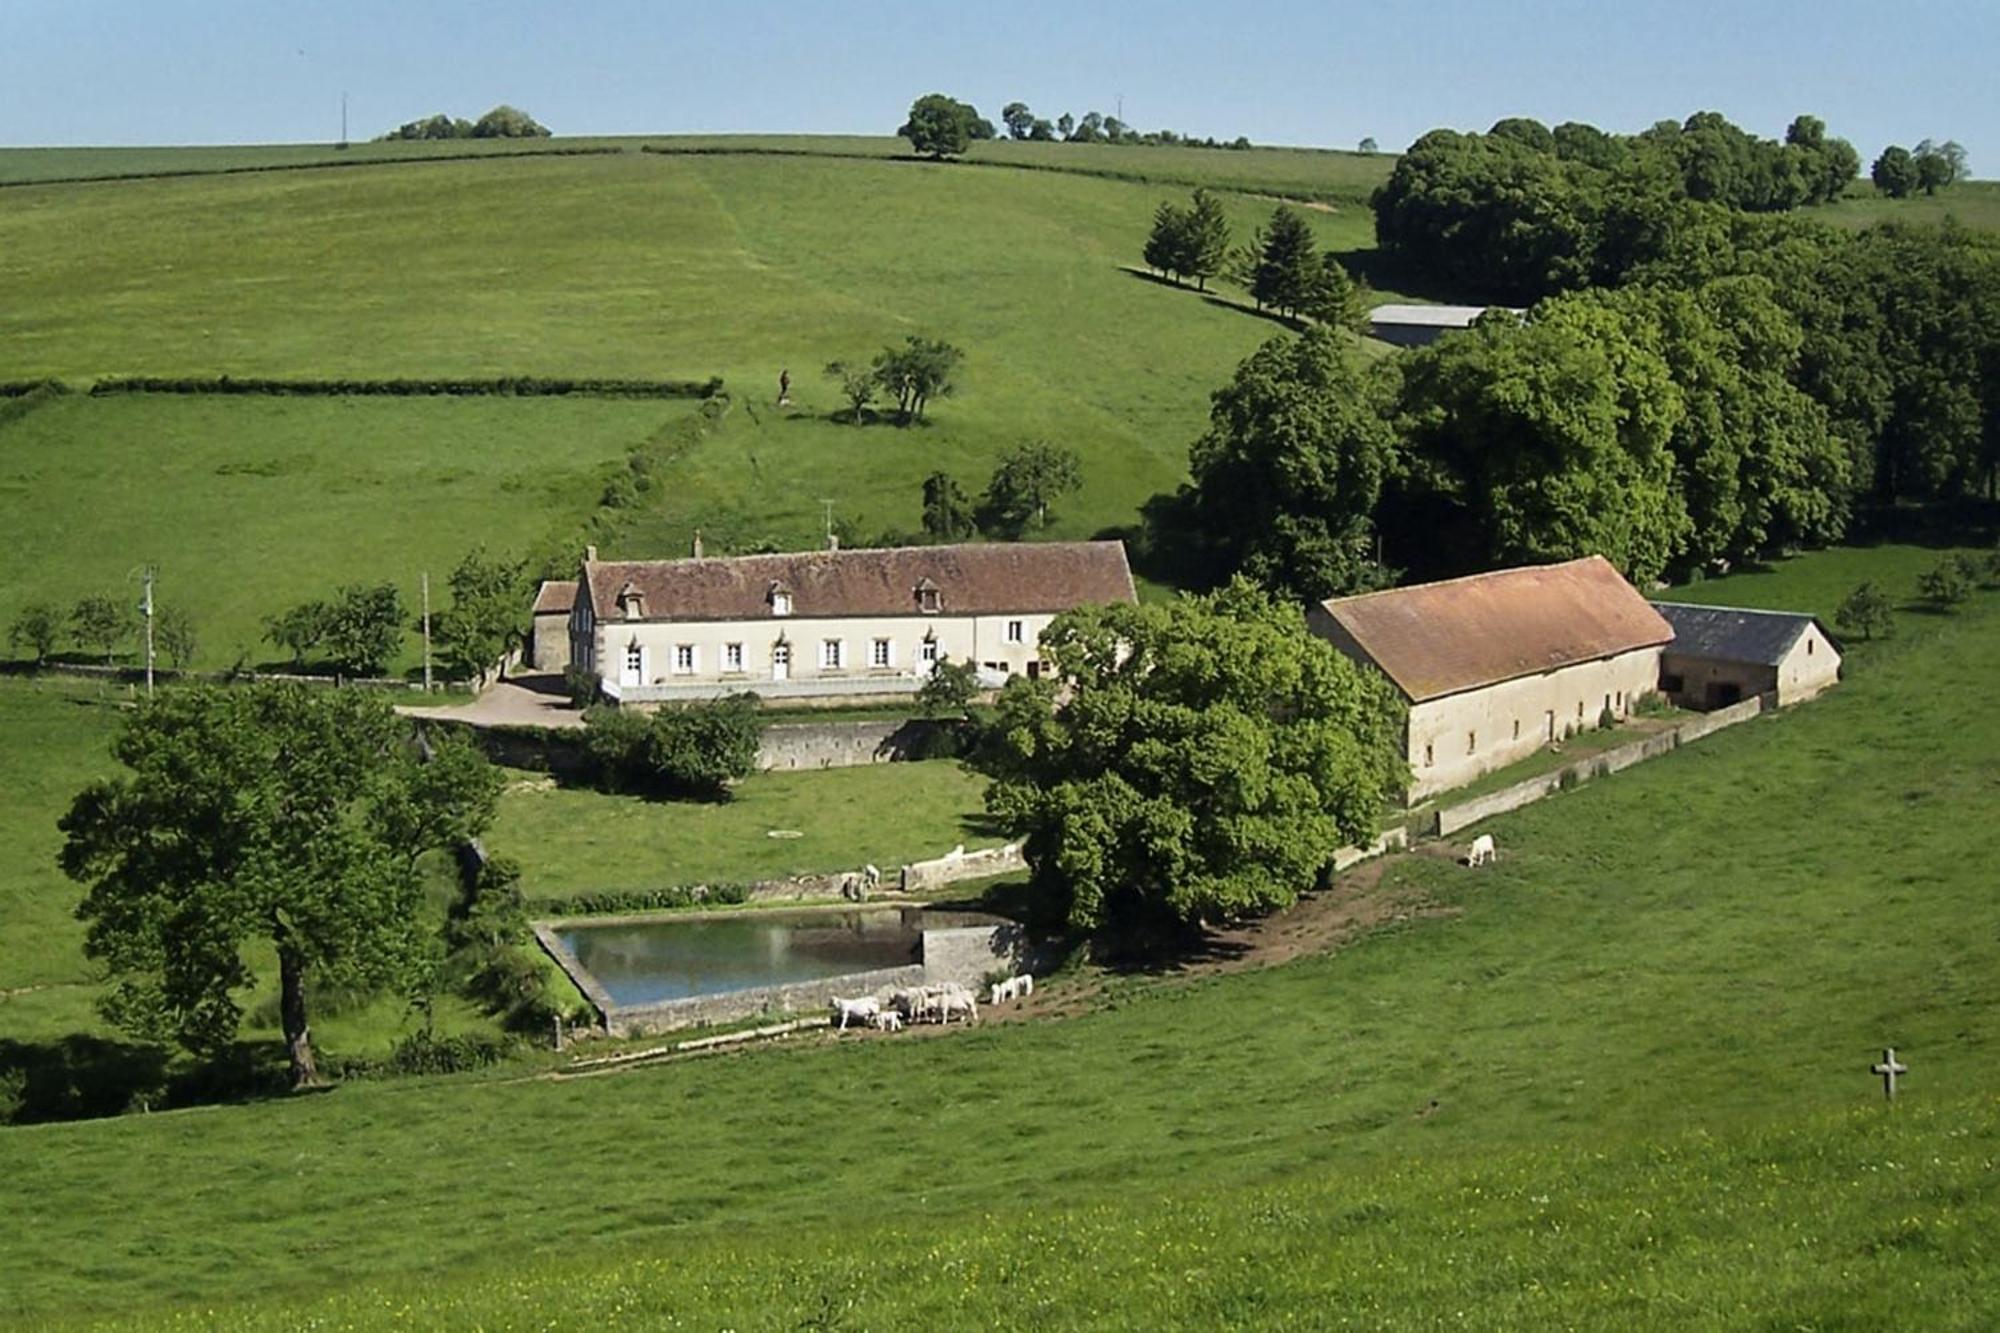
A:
621 643 643 689
772 642 790 681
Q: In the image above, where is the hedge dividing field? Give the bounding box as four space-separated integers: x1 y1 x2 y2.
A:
4 543 1997 1325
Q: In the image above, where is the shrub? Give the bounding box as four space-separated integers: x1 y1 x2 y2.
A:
1598 705 1618 730
581 695 762 800
540 883 748 917
383 1031 516 1076
1916 556 1975 610
1836 581 1896 639
562 666 603 708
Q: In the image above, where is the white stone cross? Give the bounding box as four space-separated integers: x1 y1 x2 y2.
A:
1871 1047 1908 1100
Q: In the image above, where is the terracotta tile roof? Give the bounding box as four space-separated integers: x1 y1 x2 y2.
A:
579 541 1136 622
532 580 577 615
1315 556 1672 702
1653 602 1830 667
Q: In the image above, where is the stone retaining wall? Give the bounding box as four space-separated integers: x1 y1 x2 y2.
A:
602 963 929 1039
900 842 1027 893
757 719 952 771
1431 694 1767 838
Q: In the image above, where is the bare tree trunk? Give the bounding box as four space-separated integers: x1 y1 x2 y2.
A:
277 940 320 1089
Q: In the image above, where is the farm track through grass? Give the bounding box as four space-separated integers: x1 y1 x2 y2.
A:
5 543 1998 1325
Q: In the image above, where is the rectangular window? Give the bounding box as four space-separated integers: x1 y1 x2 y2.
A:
871 638 892 668
1006 619 1025 644
624 644 642 674
1512 718 1521 741
724 642 744 672
821 638 844 669
1423 742 1434 768
1467 730 1477 754
772 592 792 617
920 638 939 665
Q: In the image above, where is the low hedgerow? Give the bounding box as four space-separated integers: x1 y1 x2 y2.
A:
532 882 749 917
87 374 725 399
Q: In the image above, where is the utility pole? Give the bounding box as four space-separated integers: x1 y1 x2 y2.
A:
340 92 349 148
421 571 434 692
820 498 836 549
141 566 155 698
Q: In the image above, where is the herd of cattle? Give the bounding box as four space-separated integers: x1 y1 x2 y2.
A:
829 973 1035 1033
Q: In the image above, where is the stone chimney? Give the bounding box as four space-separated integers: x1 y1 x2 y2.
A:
584 544 598 562
692 529 704 560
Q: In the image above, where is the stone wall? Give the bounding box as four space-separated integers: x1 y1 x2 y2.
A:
602 963 928 1039
1431 694 1767 837
756 718 952 771
432 716 955 777
922 922 1029 989
900 842 1027 893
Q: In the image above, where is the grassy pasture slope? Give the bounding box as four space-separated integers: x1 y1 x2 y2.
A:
488 759 996 902
0 133 1396 205
0 150 1366 565
0 394 676 670
4 543 1996 1323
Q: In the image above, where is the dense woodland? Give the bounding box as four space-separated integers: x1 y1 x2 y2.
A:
1146 112 1999 600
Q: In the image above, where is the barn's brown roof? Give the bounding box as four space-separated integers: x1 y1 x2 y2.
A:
579 541 1136 622
532 580 577 615
1315 556 1672 702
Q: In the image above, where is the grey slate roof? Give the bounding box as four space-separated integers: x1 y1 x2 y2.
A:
1652 602 1827 666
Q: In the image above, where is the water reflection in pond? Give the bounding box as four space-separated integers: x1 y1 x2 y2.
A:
557 907 998 1008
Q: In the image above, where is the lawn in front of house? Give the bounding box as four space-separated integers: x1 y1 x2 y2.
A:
486 759 999 903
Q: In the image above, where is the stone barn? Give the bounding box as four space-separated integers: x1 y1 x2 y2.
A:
1652 602 1841 710
529 579 576 672
1309 557 1673 801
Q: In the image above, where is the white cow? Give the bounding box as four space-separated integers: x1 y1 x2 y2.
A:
988 973 1035 1004
870 1009 905 1033
829 995 880 1030
937 990 979 1024
1467 834 1496 867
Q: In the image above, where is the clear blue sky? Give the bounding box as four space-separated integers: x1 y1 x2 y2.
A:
2 0 1991 172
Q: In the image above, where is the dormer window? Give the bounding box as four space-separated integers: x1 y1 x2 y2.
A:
615 580 646 620
769 581 793 617
914 577 941 614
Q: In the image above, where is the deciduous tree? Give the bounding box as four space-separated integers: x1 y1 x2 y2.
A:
921 471 976 540
156 605 198 670
980 582 1407 938
59 685 503 1088
1836 581 1895 639
871 336 964 425
899 93 977 160
71 594 136 666
8 600 62 665
434 547 526 686
1871 145 1917 198
981 439 1081 535
1184 326 1399 600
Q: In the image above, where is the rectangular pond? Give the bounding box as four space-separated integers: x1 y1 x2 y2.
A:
554 906 1003 1009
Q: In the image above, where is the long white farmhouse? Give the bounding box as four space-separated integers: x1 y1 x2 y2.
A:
566 540 1136 705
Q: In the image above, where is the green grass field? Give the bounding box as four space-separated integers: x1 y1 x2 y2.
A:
0 148 1371 565
0 133 1396 204
0 394 677 671
5 542 1997 1324
487 759 995 902
1815 179 2000 232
